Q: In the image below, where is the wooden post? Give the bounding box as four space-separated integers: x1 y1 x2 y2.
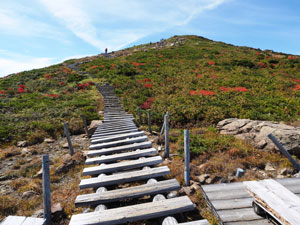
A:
80 114 90 138
148 109 152 133
164 113 169 158
184 130 190 186
42 155 51 225
138 108 142 125
63 122 74 156
268 134 300 171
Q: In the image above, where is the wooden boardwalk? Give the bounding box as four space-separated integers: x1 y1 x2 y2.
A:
201 177 300 225
0 216 45 225
69 84 209 225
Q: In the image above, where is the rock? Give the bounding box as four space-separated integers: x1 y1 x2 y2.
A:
44 138 55 143
206 175 221 184
167 191 179 199
191 183 201 191
62 142 69 148
82 208 91 213
179 186 194 195
265 162 276 172
217 118 300 154
198 174 210 184
21 148 30 154
22 191 38 199
34 168 43 178
51 203 65 221
51 203 63 214
55 152 85 174
279 168 288 175
32 209 44 218
276 174 285 179
17 141 27 147
88 120 103 133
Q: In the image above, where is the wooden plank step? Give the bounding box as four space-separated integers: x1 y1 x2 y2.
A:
244 179 300 224
70 196 195 225
94 126 137 134
217 208 263 222
96 121 135 127
85 148 156 165
89 136 148 150
180 220 210 225
95 123 136 130
203 183 300 201
91 129 138 139
79 166 170 189
75 179 180 207
224 220 271 225
88 141 152 157
91 131 145 144
83 156 162 175
0 216 45 225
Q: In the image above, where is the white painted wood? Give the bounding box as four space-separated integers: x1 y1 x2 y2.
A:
69 196 195 225
89 136 148 150
75 179 180 207
82 156 163 175
21 217 45 225
94 125 137 134
87 141 152 157
91 131 145 144
244 179 300 225
85 148 156 165
180 220 210 225
79 166 170 189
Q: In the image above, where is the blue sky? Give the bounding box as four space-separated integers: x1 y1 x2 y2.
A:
0 0 299 77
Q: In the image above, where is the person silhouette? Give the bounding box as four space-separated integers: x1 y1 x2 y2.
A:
105 48 108 55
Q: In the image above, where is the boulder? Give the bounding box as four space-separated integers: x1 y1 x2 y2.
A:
217 118 300 154
88 120 102 134
22 191 38 199
55 152 85 174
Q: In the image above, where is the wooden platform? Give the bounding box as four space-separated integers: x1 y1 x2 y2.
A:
1 216 45 225
201 177 300 225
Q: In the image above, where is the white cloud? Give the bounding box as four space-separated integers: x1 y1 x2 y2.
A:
0 4 65 40
40 0 228 51
0 55 55 77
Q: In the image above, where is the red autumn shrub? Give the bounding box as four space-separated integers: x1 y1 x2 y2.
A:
144 83 152 88
196 74 202 78
199 90 215 96
190 90 199 95
257 62 266 68
17 88 26 93
256 52 260 55
143 79 152 82
211 74 218 79
292 79 300 83
0 90 6 95
233 87 248 92
45 94 58 98
140 97 155 109
18 84 26 89
294 85 300 91
132 62 145 66
59 81 65 86
288 56 296 60
219 87 230 92
208 61 215 65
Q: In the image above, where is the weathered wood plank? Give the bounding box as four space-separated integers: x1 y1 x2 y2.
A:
94 125 137 133
21 217 45 225
82 156 163 175
244 179 300 225
89 136 148 150
75 179 180 207
91 129 138 139
180 220 210 225
79 166 170 189
87 141 152 157
217 208 262 222
0 216 26 225
70 196 195 225
202 177 300 193
204 183 300 200
224 220 272 225
91 131 145 144
0 216 45 225
85 148 156 165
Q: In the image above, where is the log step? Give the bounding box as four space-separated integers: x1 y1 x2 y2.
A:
75 179 180 207
91 129 138 139
79 166 170 189
89 136 148 150
87 141 152 157
91 131 145 144
69 196 195 225
83 156 163 175
85 148 156 165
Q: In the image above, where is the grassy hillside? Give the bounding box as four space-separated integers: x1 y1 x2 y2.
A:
1 35 300 146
